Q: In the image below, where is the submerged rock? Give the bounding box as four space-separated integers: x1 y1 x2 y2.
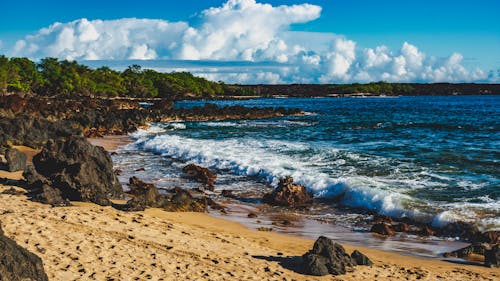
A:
0 224 49 281
370 223 395 236
32 136 123 206
5 148 26 172
262 176 313 207
302 236 355 276
182 164 217 190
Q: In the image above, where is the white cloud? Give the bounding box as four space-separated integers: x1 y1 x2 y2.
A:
9 0 491 83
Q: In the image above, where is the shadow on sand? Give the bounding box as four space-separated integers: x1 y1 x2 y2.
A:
252 255 305 274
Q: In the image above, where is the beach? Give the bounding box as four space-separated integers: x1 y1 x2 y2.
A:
0 140 498 280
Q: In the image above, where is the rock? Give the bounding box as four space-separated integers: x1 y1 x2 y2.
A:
182 164 216 190
32 136 123 206
221 189 236 198
480 231 500 245
370 223 395 236
5 148 26 172
31 184 70 207
443 243 487 258
392 222 410 233
247 212 258 218
262 176 313 207
302 236 354 276
351 250 372 266
0 224 49 281
484 245 500 267
123 178 209 213
420 226 435 236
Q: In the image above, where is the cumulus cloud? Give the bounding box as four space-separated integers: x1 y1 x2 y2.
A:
9 0 491 83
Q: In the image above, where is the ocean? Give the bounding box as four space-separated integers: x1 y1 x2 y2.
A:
112 95 499 255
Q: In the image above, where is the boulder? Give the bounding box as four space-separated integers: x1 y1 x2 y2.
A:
221 189 236 198
182 164 216 189
351 250 372 266
484 245 500 267
302 236 354 276
32 136 123 206
0 224 49 281
5 148 26 172
370 223 395 236
262 176 313 207
123 178 210 212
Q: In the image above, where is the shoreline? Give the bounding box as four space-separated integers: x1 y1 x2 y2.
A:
0 181 498 280
0 137 498 279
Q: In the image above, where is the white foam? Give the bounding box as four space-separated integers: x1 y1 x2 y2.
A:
128 126 499 230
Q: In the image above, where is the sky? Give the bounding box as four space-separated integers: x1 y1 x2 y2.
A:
0 0 499 84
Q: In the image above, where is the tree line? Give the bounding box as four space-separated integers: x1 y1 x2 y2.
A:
0 56 224 98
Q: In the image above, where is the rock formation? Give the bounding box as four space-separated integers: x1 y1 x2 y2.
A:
263 176 313 207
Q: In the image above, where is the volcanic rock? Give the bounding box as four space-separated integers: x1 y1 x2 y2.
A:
484 245 500 267
182 164 216 190
370 223 395 236
262 176 313 207
32 136 123 206
0 224 49 281
302 236 355 276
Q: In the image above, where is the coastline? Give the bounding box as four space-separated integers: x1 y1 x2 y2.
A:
0 179 498 280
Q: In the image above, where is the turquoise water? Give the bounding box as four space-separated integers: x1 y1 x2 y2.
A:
117 95 500 231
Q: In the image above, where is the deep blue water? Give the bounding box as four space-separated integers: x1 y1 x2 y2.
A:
118 96 500 230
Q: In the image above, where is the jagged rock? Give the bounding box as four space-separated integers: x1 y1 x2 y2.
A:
302 236 355 276
182 164 216 189
443 243 487 258
123 178 210 212
351 250 372 266
484 245 500 267
262 176 313 207
370 223 395 236
0 224 49 281
32 185 70 207
32 136 123 206
5 148 26 172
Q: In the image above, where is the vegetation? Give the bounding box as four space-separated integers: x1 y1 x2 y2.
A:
0 55 497 98
0 56 223 98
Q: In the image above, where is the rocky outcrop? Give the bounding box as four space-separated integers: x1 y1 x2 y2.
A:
0 224 49 281
182 164 217 190
263 177 313 207
5 148 26 172
31 136 123 206
485 245 500 267
302 236 370 276
370 223 395 236
123 177 217 212
443 243 487 259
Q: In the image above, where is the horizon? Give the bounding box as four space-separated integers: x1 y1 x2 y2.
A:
1 0 499 84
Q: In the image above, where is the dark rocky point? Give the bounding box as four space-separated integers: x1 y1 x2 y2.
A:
484 245 500 268
262 176 313 207
0 223 49 281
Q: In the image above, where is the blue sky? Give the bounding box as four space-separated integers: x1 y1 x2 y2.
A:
0 0 499 83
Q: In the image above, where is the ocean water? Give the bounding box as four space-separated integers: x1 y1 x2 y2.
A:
114 96 499 233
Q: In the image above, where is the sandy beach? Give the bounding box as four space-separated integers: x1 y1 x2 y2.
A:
0 139 498 280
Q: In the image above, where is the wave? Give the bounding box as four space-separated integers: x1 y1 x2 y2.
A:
128 126 500 230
